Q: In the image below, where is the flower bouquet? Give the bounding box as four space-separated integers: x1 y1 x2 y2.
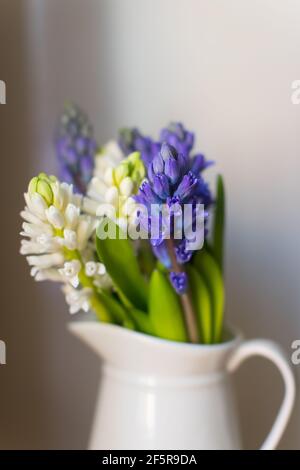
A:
19 104 295 450
20 103 225 345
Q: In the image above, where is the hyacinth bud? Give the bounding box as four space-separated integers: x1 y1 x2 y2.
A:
175 239 193 264
160 142 178 162
138 180 160 204
152 153 164 174
118 127 160 166
114 163 129 185
119 177 134 197
164 156 180 185
174 171 198 201
112 151 145 190
149 143 188 186
169 271 188 295
153 174 170 199
118 127 135 154
127 151 145 183
28 173 57 206
160 122 194 157
56 103 96 194
190 154 213 175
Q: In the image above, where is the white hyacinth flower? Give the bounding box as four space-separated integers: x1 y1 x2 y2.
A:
87 140 124 203
62 284 92 314
58 260 81 288
84 261 112 289
87 145 145 230
85 261 100 277
20 173 96 284
62 229 77 251
34 268 64 282
20 172 115 321
85 261 107 278
45 205 65 229
65 203 80 229
27 252 65 270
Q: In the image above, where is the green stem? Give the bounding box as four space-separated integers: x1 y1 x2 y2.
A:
89 294 112 322
166 239 199 344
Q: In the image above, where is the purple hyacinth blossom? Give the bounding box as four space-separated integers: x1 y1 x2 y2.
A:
75 136 87 154
57 138 78 166
190 154 214 175
135 181 167 247
149 143 188 186
174 171 198 201
164 156 180 185
137 142 212 255
151 239 192 269
134 180 162 212
135 136 160 167
160 141 178 162
55 103 96 194
59 165 74 185
169 272 188 295
163 142 187 169
195 177 213 206
167 195 182 207
175 239 193 264
160 123 194 157
118 127 160 166
153 174 170 199
161 143 188 184
152 242 171 269
79 154 94 184
135 132 214 295
152 153 164 174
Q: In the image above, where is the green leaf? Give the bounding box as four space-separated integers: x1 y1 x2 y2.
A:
128 308 154 335
89 294 114 323
123 318 136 330
97 291 133 326
212 174 225 271
96 219 148 311
193 249 224 343
186 265 212 344
137 240 156 277
149 270 187 342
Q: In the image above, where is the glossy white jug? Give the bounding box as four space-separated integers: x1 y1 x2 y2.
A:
69 322 295 450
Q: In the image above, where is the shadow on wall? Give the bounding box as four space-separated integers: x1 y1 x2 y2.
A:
0 0 99 449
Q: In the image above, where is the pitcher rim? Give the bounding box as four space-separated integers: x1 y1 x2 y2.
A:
68 320 242 352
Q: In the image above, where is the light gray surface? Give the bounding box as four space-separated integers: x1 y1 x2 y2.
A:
0 0 299 449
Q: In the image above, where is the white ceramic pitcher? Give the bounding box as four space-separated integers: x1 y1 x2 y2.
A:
69 322 295 450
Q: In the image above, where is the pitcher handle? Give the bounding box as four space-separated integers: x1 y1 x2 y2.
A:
227 339 296 450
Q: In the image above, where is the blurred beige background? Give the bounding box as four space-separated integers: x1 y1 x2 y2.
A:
0 0 299 448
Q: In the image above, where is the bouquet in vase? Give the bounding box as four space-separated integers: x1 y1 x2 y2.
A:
20 104 225 344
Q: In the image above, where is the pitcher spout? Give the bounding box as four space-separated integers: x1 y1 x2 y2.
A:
68 321 241 377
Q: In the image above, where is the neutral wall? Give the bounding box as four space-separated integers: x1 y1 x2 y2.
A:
0 0 299 448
